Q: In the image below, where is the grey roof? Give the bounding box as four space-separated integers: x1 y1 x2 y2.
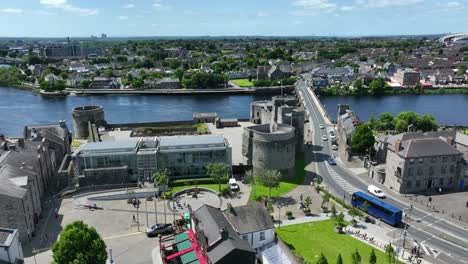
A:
455 132 468 146
0 228 16 247
400 138 462 158
159 135 225 149
194 205 255 264
80 140 138 152
224 203 274 234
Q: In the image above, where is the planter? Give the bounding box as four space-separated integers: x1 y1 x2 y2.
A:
285 211 294 220
350 219 358 227
303 208 312 216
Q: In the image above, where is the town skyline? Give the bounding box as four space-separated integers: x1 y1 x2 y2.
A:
1 0 468 37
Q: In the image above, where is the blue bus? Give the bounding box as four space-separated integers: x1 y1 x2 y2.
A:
351 191 402 227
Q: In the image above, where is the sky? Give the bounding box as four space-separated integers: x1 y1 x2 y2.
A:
0 0 467 37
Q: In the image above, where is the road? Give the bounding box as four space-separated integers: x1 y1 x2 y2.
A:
296 79 468 264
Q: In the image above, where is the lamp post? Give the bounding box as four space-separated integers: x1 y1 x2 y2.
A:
277 205 282 229
154 193 158 224
145 197 149 228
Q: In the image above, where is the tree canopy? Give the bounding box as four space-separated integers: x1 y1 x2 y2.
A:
256 169 282 199
206 163 228 191
52 221 107 264
351 124 375 155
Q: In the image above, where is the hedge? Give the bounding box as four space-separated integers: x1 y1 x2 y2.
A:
170 178 215 187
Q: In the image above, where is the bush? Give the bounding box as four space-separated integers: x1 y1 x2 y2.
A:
286 211 293 216
220 187 231 196
171 178 215 187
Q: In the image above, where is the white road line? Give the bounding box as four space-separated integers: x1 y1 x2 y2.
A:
420 243 431 256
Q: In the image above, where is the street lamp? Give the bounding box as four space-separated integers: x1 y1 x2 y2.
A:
277 205 282 229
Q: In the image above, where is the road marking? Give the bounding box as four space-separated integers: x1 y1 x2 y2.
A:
420 243 431 256
103 232 142 240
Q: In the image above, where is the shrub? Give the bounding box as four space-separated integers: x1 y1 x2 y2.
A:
171 178 215 187
220 187 231 196
286 211 293 216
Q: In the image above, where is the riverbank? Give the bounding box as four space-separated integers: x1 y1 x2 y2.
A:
318 87 468 97
64 85 294 96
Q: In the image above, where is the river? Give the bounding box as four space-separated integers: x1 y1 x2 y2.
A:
0 86 270 136
1 86 467 136
320 94 468 125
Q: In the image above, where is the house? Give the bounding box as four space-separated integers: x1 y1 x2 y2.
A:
256 66 271 80
0 121 71 242
158 77 181 89
337 104 361 155
27 64 47 77
0 228 23 264
311 66 354 79
223 203 275 250
374 132 464 194
391 69 421 86
44 73 63 82
191 205 257 264
311 77 329 89
126 70 142 80
89 77 120 89
267 65 292 81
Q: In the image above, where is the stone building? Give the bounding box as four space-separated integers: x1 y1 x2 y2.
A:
337 104 361 157
391 69 421 86
372 132 465 194
0 121 71 242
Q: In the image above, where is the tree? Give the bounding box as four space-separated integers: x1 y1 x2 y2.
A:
336 253 343 264
256 169 282 199
52 221 107 264
334 212 348 231
395 118 409 133
316 253 328 264
351 249 362 264
457 65 466 75
206 163 228 191
174 68 185 81
395 111 419 129
368 78 387 95
384 244 396 263
348 207 362 220
376 112 395 131
330 202 337 218
351 124 375 155
153 168 169 188
417 114 438 132
369 248 377 264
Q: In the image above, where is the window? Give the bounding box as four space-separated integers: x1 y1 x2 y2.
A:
407 180 412 188
242 235 248 241
441 165 447 174
449 177 453 185
439 178 444 186
417 168 423 176
431 157 437 163
418 158 424 164
259 232 265 241
450 165 455 173
452 156 456 162
408 167 413 176
409 159 415 164
429 166 434 176
442 156 448 163
416 180 421 188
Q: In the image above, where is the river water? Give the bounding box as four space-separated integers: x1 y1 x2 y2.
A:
320 94 468 125
0 86 271 136
0 86 467 136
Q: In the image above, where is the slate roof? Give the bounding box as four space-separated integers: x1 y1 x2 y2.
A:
193 205 255 264
399 138 462 158
223 203 274 234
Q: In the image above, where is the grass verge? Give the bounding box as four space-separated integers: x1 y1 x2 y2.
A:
250 154 306 201
276 220 400 264
231 79 254 87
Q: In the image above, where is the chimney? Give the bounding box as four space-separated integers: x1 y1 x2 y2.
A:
394 139 402 153
59 120 67 128
447 136 454 146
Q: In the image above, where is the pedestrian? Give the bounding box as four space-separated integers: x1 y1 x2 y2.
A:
299 193 303 202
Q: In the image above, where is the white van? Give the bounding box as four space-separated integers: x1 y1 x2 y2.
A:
228 178 239 191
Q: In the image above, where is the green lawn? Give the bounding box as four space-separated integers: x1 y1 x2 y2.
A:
250 155 306 201
231 79 254 87
276 220 398 264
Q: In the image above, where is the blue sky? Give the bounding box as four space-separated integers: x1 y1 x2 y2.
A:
0 0 467 37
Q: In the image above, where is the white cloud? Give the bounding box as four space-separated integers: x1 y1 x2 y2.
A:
257 11 270 17
291 0 337 15
356 0 424 8
124 4 135 9
1 8 23 14
118 16 128 20
40 0 98 16
153 0 171 11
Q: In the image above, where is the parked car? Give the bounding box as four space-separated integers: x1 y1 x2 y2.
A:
322 135 328 141
368 185 385 198
319 124 325 129
228 178 240 191
146 223 173 237
329 131 336 140
327 157 336 165
331 144 338 150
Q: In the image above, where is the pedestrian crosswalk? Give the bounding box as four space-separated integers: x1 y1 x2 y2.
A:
413 240 441 258
325 163 359 194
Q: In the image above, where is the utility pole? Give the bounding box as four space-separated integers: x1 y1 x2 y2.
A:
163 195 167 224
154 193 158 224
145 197 149 228
136 199 140 231
109 249 114 264
277 205 281 229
